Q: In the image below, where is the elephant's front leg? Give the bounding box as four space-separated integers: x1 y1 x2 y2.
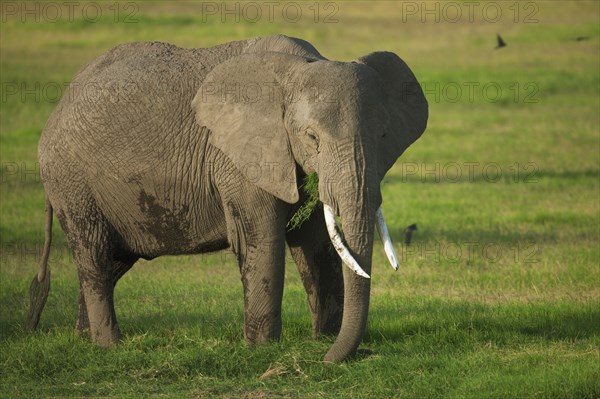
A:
286 205 344 339
224 196 288 345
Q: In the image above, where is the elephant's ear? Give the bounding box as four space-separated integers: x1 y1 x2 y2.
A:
192 53 299 204
354 52 428 179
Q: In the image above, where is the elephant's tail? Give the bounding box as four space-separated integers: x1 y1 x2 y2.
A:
25 196 53 331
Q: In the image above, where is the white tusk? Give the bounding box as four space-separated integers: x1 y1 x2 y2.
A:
323 204 371 279
375 207 399 271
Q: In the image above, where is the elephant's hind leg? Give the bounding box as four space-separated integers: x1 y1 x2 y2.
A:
76 255 138 336
286 206 344 339
58 205 121 347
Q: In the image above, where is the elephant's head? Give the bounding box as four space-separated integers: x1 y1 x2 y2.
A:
192 48 428 362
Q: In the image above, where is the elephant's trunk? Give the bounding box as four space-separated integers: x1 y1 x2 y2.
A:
323 197 376 362
319 141 379 361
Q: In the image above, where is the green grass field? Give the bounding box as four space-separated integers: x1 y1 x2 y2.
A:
1 1 599 398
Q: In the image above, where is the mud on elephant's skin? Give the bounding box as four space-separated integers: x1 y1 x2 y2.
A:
26 34 428 362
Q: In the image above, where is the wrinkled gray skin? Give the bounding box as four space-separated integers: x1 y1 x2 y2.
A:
35 35 427 362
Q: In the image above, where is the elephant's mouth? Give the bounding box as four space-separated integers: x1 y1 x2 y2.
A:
323 204 398 279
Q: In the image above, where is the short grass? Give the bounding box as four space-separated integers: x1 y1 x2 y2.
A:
1 1 599 398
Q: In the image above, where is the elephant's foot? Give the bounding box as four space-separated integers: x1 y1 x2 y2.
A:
244 311 282 345
75 317 120 346
90 325 121 347
75 297 121 346
83 291 121 347
315 295 343 338
241 268 284 345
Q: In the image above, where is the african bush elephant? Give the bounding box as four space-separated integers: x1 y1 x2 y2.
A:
27 35 428 362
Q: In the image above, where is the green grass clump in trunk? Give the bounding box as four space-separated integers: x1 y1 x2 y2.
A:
287 172 319 231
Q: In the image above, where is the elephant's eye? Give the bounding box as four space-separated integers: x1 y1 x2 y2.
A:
306 128 319 145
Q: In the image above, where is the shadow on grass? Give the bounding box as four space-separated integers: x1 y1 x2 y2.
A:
366 299 600 345
5 296 597 360
119 310 244 339
0 297 244 339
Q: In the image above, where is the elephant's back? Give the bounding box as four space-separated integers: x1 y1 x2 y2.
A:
72 40 242 84
38 35 322 164
38 40 248 167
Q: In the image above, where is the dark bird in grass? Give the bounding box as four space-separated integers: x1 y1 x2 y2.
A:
575 36 590 41
495 34 507 49
404 223 418 246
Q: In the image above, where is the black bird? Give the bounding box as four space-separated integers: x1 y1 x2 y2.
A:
495 34 507 49
404 223 418 246
575 36 590 41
